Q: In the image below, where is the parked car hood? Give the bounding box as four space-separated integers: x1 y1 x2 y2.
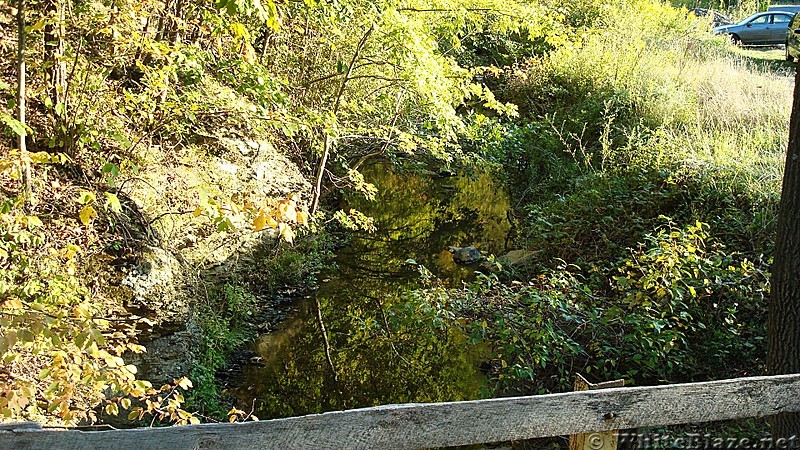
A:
712 24 735 33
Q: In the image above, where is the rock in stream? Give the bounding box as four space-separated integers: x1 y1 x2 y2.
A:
448 246 483 264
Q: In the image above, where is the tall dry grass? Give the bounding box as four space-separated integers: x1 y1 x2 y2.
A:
541 0 792 202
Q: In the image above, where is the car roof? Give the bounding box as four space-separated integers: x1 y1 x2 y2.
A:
752 11 792 16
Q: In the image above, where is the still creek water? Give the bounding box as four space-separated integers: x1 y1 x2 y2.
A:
235 161 511 419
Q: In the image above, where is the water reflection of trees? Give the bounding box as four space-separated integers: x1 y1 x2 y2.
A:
239 163 509 419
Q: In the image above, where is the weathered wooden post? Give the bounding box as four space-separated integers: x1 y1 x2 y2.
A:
568 374 625 450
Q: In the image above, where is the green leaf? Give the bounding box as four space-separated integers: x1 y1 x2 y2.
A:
18 329 34 342
54 102 67 117
89 328 105 345
102 162 119 177
216 217 234 233
0 113 28 137
75 331 88 349
0 335 12 355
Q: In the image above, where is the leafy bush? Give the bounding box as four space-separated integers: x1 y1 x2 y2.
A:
0 201 140 424
188 283 257 415
0 194 203 425
444 221 767 395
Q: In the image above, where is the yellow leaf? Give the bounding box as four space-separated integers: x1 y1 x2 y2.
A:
79 205 97 226
29 151 57 164
74 304 90 319
5 299 23 309
242 42 256 63
177 377 193 390
279 200 297 222
105 403 119 416
105 192 122 213
266 213 278 229
120 398 131 410
296 210 308 225
127 343 146 353
192 206 204 217
25 215 43 228
253 212 267 232
76 190 96 205
279 223 295 244
62 244 81 260
29 18 47 32
130 388 145 397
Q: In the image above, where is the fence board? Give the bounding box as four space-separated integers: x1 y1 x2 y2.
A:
2 373 800 450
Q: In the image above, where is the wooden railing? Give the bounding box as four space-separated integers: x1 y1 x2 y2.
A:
2 373 799 450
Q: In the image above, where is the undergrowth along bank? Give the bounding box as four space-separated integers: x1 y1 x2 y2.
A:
407 0 788 397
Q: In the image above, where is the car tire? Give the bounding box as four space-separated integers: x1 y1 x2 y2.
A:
730 34 742 46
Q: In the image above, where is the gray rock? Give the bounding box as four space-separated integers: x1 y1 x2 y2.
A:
448 246 483 264
121 245 189 327
499 249 536 267
125 331 196 386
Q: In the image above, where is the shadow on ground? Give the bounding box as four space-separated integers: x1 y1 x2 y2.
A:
734 46 796 75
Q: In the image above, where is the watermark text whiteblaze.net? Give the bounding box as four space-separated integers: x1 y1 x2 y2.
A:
584 432 800 449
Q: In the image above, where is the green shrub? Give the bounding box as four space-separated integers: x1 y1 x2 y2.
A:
444 221 767 395
188 283 257 415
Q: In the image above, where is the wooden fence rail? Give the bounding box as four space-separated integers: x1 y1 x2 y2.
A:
2 373 800 450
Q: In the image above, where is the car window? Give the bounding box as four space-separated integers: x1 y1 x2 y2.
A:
774 14 791 24
750 15 769 25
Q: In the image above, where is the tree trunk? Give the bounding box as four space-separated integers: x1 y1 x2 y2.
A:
310 25 374 213
259 28 272 64
171 0 184 44
768 61 800 439
17 0 29 195
44 0 66 120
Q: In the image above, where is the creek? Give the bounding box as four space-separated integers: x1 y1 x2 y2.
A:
235 161 511 419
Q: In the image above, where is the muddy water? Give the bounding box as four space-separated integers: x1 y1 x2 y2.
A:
235 162 510 419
